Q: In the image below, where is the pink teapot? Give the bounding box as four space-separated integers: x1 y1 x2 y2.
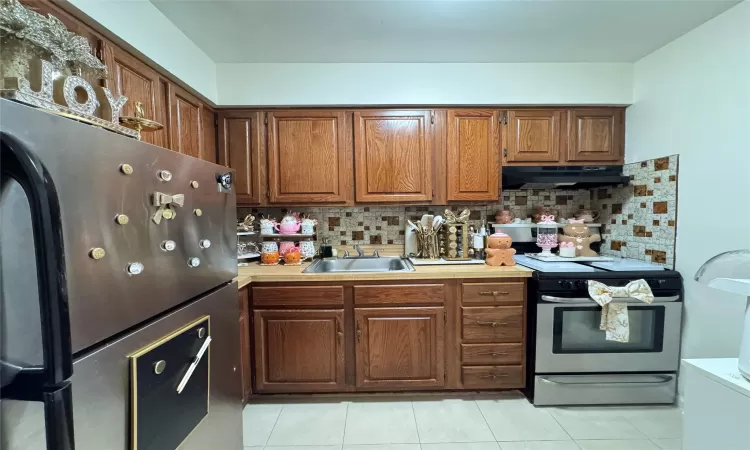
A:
276 212 301 234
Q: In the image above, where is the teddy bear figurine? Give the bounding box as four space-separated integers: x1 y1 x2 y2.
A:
558 220 601 257
485 232 516 266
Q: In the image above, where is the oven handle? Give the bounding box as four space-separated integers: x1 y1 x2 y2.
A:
540 295 680 304
539 375 675 386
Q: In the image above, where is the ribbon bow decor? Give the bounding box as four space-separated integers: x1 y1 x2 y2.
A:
152 191 185 224
587 279 654 343
539 214 556 224
444 208 470 224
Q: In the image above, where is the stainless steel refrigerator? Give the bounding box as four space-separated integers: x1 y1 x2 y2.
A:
0 99 242 449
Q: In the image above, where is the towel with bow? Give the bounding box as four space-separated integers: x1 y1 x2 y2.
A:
587 280 654 343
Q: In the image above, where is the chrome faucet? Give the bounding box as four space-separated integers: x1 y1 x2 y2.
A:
344 245 384 258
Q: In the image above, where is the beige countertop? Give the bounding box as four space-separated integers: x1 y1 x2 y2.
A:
234 261 532 289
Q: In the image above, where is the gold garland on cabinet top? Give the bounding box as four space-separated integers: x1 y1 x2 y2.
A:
0 0 146 138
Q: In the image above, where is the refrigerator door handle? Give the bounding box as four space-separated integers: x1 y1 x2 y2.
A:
1 133 75 450
43 381 76 450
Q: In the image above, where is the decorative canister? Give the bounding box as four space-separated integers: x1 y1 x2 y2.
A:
260 218 276 235
283 248 302 265
536 215 558 257
260 251 279 265
261 241 279 253
279 241 297 257
299 241 316 260
301 218 317 235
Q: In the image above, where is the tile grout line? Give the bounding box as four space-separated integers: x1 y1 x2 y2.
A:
410 401 423 449
546 408 575 442
341 402 350 450
263 404 284 448
473 399 501 447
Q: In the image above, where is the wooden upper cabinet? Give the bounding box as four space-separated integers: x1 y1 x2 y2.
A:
168 84 205 160
355 307 444 390
105 44 168 148
218 111 265 205
446 109 500 201
353 110 433 202
254 309 345 393
267 110 351 204
506 110 562 163
201 106 217 163
567 108 624 163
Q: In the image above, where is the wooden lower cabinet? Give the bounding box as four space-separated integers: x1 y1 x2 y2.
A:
253 309 345 393
246 279 526 395
238 287 252 403
354 307 445 390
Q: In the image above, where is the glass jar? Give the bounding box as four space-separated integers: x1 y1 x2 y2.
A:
536 215 558 256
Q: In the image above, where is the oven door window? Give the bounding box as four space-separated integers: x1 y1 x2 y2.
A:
552 306 665 353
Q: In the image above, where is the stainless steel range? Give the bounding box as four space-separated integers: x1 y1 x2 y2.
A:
517 255 683 406
1 100 242 449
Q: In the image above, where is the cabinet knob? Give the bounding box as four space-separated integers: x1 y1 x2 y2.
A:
120 164 134 175
89 247 106 260
115 214 129 225
187 257 201 268
199 239 211 249
157 170 172 182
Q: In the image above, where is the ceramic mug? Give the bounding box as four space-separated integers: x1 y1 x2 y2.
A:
301 223 315 234
279 241 297 256
299 241 316 259
260 222 275 235
261 241 278 253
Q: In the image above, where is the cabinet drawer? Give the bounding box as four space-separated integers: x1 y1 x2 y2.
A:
253 286 344 307
462 343 523 365
462 282 524 305
462 307 523 343
354 284 444 305
462 365 524 389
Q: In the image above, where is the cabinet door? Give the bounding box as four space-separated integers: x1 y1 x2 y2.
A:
567 109 624 163
355 307 444 390
506 110 562 163
168 84 205 160
354 110 432 202
218 111 265 205
105 43 169 148
446 109 500 201
267 110 351 203
201 106 217 163
254 309 345 392
238 288 252 403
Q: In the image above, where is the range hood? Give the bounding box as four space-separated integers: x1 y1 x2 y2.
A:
502 166 630 189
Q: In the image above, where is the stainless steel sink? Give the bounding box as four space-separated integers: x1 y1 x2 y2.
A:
303 257 415 273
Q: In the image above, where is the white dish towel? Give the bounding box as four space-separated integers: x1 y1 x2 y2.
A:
587 279 654 342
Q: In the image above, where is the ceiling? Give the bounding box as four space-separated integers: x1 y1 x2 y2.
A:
151 0 740 63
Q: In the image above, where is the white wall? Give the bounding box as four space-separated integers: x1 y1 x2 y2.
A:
217 63 633 106
68 0 218 103
627 1 750 360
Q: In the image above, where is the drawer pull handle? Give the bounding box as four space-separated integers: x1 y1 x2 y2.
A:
490 352 508 356
478 373 509 379
476 321 508 327
356 321 362 343
479 291 509 297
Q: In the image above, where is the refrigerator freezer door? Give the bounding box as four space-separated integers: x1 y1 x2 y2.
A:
0 100 237 353
1 282 242 450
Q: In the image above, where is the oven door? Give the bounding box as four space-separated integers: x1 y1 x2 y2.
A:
535 295 682 373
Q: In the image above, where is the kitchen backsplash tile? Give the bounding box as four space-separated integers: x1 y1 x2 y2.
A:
593 154 678 268
238 189 592 247
237 155 678 268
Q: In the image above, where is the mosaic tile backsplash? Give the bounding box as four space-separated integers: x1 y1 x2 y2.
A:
238 155 678 268
594 155 679 268
238 189 592 246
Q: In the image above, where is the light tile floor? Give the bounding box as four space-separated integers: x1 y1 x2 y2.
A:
243 392 682 450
